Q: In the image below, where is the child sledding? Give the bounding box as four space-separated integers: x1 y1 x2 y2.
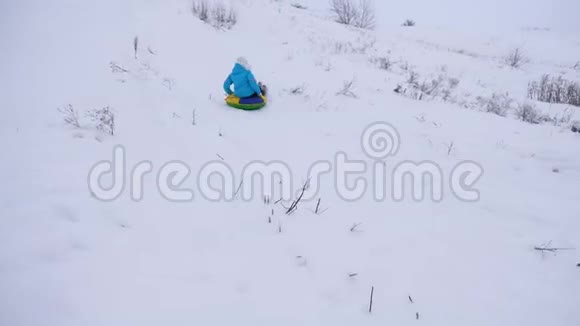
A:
223 57 267 110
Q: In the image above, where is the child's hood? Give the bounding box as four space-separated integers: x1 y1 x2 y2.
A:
232 63 249 76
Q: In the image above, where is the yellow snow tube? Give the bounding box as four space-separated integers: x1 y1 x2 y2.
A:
225 94 267 110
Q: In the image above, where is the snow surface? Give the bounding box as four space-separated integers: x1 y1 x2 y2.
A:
1 0 579 325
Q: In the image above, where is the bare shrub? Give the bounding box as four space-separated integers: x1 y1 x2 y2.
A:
399 61 411 72
58 104 80 128
228 9 237 25
551 108 573 126
291 3 307 9
370 56 393 70
193 0 236 29
406 70 419 86
441 77 460 101
334 42 347 54
192 0 209 21
378 57 393 70
395 70 459 102
162 78 175 90
212 3 227 23
211 2 236 29
478 93 513 117
448 77 460 89
514 102 541 124
289 85 306 95
330 0 359 25
315 58 333 71
415 77 443 100
87 107 115 135
356 0 375 29
538 108 573 126
504 48 528 68
110 61 129 73
402 19 416 27
330 0 375 30
572 121 580 133
336 78 357 98
528 74 580 107
334 39 375 54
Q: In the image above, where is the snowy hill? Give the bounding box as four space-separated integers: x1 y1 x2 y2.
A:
1 0 579 325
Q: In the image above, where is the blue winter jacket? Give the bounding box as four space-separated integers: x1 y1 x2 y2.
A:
223 63 262 98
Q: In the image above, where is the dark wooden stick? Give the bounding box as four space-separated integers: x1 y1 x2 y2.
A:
369 286 374 313
534 246 574 252
285 179 310 214
133 36 139 59
233 180 243 198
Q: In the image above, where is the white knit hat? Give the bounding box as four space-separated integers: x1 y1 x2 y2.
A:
237 57 251 70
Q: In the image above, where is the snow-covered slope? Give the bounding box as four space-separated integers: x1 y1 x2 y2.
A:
1 0 579 325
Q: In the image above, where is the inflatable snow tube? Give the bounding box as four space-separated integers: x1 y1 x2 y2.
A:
225 94 267 110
